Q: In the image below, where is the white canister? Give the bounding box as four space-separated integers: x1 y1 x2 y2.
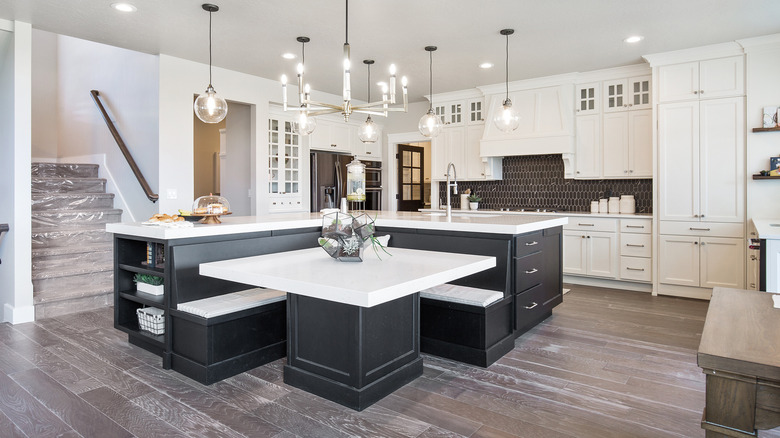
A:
619 195 636 214
608 197 620 214
598 198 608 213
590 200 599 213
460 194 469 210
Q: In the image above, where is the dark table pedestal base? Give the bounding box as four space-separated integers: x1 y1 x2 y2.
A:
284 293 422 411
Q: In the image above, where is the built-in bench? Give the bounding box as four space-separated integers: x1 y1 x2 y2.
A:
419 284 515 367
169 288 287 385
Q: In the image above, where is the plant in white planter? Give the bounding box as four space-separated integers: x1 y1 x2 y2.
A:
467 194 482 210
134 273 164 296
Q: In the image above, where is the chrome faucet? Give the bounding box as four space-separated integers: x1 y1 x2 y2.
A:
445 162 458 218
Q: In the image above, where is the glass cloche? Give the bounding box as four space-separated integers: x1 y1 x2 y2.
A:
346 159 366 202
192 194 231 224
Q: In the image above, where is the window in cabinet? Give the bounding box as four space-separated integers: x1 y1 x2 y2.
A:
449 103 462 124
469 100 483 123
268 117 300 195
434 105 446 125
576 83 599 115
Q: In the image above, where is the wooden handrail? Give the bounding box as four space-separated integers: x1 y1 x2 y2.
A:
90 90 158 203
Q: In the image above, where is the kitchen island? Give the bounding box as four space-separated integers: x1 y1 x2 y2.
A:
106 211 567 384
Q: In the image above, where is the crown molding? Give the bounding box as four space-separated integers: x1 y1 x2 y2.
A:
643 42 743 67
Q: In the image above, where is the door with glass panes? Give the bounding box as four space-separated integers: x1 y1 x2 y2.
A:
397 144 424 211
267 115 302 211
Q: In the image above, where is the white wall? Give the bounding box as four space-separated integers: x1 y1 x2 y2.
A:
0 21 35 324
222 102 252 216
31 30 58 159
744 35 780 222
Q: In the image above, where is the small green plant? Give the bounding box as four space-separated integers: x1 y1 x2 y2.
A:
134 273 164 286
467 194 482 202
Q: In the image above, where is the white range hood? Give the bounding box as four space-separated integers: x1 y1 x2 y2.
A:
478 79 576 176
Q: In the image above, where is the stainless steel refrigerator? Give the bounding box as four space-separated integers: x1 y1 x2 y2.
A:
310 151 351 212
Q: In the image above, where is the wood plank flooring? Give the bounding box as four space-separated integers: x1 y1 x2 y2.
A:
1 285 779 437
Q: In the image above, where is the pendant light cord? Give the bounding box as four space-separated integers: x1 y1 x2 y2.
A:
504 32 509 100
208 9 213 86
345 0 349 44
429 49 433 111
366 63 371 102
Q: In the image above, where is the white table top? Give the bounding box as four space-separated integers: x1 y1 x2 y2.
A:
752 218 780 239
200 247 496 308
106 211 567 240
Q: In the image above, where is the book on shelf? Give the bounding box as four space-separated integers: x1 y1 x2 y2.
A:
143 242 165 268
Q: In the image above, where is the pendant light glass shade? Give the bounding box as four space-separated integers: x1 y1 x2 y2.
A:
419 109 443 138
358 115 379 143
293 108 317 136
493 29 519 133
194 4 228 124
419 46 442 138
493 98 520 132
194 85 228 124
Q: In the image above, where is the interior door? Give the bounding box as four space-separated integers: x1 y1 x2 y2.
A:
397 144 424 211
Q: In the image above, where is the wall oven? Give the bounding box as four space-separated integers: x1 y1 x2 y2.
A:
363 160 382 210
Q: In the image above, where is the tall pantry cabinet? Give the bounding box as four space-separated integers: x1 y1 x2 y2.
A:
649 51 746 299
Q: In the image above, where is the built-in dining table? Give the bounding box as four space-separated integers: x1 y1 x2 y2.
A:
200 246 496 411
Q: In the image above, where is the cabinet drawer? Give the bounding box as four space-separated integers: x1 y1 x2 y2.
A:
515 230 543 258
564 218 617 233
515 282 560 332
660 221 743 238
620 233 651 257
620 256 652 282
515 251 543 293
620 218 651 234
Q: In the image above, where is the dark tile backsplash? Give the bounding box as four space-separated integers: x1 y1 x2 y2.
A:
438 154 652 213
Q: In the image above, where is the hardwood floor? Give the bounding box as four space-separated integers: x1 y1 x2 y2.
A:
1 285 778 438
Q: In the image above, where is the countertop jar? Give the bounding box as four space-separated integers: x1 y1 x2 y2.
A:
608 197 620 214
620 195 636 214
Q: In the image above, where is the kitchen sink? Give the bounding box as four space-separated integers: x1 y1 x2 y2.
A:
422 212 499 218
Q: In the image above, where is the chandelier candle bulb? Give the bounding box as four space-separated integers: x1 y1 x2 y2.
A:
281 75 288 110
389 64 397 103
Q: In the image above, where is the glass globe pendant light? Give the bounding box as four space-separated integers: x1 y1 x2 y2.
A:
194 4 228 124
358 60 379 144
493 29 520 133
418 46 442 138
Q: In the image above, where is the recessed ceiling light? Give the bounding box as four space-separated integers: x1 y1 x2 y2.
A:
111 3 137 12
624 35 644 43
479 62 494 69
282 53 296 60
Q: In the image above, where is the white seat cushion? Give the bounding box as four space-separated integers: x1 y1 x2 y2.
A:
177 288 286 318
420 284 503 307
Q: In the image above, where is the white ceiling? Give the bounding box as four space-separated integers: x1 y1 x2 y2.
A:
2 0 780 103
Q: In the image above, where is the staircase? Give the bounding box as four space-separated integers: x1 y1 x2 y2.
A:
31 163 122 319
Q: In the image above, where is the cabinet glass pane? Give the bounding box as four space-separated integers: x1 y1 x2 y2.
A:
450 104 461 123
581 89 587 99
271 182 278 192
412 151 420 167
292 182 298 193
403 150 411 166
412 168 420 183
412 185 421 200
470 101 482 122
402 168 411 183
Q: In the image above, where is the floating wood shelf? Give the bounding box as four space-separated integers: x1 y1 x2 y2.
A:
752 126 780 132
752 174 780 179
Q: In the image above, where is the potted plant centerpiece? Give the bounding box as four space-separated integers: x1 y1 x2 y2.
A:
468 193 482 210
134 273 164 295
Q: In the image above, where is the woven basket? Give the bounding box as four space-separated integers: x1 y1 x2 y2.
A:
136 307 164 335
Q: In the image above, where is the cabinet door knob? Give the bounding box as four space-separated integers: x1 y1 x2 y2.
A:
694 241 698 245
701 242 707 246
586 236 591 239
576 171 581 174
628 104 633 107
624 170 628 174
629 170 634 173
700 214 705 218
693 214 699 218
700 90 704 94
693 90 699 94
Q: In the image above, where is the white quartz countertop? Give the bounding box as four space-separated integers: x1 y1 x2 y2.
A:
421 208 652 219
200 247 496 307
752 219 780 239
106 211 568 239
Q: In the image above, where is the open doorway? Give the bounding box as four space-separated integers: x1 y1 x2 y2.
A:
395 141 431 211
193 101 252 215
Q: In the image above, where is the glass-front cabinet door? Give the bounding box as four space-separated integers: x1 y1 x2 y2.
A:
268 111 303 212
576 83 600 115
468 99 484 124
629 75 651 110
603 79 627 112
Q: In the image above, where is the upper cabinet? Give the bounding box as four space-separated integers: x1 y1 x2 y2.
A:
268 109 304 213
603 76 651 112
657 56 744 103
309 117 384 161
433 97 485 126
575 83 600 116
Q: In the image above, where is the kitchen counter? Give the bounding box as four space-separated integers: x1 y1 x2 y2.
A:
421 208 652 219
752 218 780 239
106 210 568 239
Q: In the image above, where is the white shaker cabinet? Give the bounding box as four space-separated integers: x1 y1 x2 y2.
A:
574 114 601 178
309 119 353 154
431 127 466 180
657 56 744 103
602 109 652 178
563 231 618 278
658 97 744 223
659 235 744 289
575 83 600 116
603 76 651 112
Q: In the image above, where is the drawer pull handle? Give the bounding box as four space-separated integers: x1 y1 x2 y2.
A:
523 302 538 310
626 225 645 229
626 267 645 271
626 244 645 247
689 227 711 231
525 241 539 246
578 223 595 226
525 268 538 274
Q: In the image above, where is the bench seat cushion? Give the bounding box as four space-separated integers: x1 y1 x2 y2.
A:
420 284 503 307
177 288 286 318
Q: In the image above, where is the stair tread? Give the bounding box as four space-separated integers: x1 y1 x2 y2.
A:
33 192 113 198
34 285 113 304
32 243 113 258
32 263 113 280
33 208 123 215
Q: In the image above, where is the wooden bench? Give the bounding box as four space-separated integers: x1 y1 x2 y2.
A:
169 288 287 385
419 284 515 367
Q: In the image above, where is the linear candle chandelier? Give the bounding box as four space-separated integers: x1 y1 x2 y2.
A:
280 0 408 135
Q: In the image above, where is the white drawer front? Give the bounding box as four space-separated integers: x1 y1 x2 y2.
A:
620 256 652 282
564 217 617 233
620 218 652 234
660 221 744 238
620 233 652 257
